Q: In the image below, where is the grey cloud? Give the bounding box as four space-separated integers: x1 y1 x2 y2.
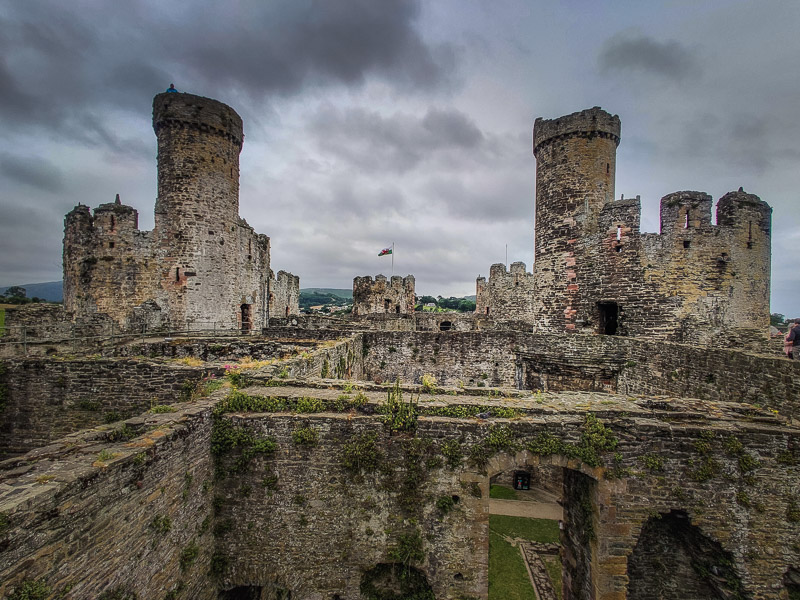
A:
599 34 698 81
0 1 457 143
310 106 485 173
0 153 64 193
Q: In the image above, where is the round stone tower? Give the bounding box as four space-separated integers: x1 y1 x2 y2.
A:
152 92 245 326
532 107 621 331
533 107 620 258
715 190 772 343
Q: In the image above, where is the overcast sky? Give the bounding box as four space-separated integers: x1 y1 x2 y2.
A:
1 0 798 315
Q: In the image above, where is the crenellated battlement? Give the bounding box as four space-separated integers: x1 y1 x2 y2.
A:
533 106 620 156
479 106 772 346
352 274 415 317
62 91 297 332
152 92 243 148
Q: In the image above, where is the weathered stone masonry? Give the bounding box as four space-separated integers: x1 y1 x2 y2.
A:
478 107 772 348
353 274 415 317
1 387 798 599
62 92 299 332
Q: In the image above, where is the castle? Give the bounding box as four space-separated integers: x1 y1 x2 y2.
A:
0 95 797 600
62 92 299 332
476 107 771 347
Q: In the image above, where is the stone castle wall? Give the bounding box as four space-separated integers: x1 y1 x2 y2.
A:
478 107 772 348
2 389 798 599
352 274 415 317
62 92 298 332
0 358 214 457
270 270 301 319
475 262 535 320
0 399 218 599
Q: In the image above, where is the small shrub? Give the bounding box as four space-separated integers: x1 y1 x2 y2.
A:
421 373 437 393
435 495 456 515
77 399 101 411
180 541 199 571
0 512 9 536
7 579 50 600
149 404 175 414
97 449 117 463
104 410 123 424
388 529 425 567
150 514 172 534
292 426 319 447
209 551 229 578
640 454 664 472
342 433 383 474
440 439 463 469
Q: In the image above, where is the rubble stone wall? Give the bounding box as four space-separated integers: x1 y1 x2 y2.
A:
0 358 211 456
353 274 415 317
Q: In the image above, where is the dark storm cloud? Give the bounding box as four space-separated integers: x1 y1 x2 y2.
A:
598 34 698 81
310 106 484 173
0 153 64 193
0 1 456 143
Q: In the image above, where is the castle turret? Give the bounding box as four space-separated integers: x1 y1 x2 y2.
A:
532 107 620 330
63 205 95 315
152 92 251 326
715 190 772 341
352 275 415 317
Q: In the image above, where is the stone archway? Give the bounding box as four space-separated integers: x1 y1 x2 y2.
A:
481 452 600 600
627 510 748 599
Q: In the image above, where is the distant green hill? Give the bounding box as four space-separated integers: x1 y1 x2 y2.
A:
0 281 63 302
300 288 352 300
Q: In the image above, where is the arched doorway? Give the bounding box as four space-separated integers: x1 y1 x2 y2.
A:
627 510 747 599
483 452 599 600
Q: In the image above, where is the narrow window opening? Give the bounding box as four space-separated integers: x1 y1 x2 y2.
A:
616 225 622 241
615 245 622 252
485 307 490 316
747 241 753 249
110 215 115 231
285 306 290 317
395 305 400 314
684 212 689 229
597 302 619 335
175 267 180 282
384 299 390 311
439 321 453 331
683 240 691 249
606 163 610 174
240 304 252 332
109 241 115 249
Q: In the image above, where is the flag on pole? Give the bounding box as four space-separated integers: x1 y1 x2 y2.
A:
378 247 393 256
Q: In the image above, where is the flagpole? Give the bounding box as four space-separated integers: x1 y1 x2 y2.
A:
391 242 394 276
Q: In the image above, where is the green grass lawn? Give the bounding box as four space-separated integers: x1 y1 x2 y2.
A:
488 515 563 600
489 484 518 500
489 515 560 544
543 555 563 599
489 531 536 600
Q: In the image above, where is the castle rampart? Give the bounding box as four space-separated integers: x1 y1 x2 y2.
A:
352 274 415 317
62 92 298 332
478 107 772 347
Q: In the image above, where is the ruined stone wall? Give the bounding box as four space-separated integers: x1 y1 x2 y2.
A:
0 400 218 599
270 269 301 319
62 92 276 332
359 331 800 418
511 106 773 347
63 200 161 327
352 274 415 317
2 386 798 599
475 262 536 322
532 107 620 332
0 358 212 456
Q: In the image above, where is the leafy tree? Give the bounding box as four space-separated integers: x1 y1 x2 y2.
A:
418 295 437 305
770 313 785 327
5 286 26 299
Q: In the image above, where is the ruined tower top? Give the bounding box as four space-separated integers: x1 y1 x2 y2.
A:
533 106 620 156
152 92 244 149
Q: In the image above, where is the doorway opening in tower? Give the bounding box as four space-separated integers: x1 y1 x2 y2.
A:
597 302 619 335
240 304 252 332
